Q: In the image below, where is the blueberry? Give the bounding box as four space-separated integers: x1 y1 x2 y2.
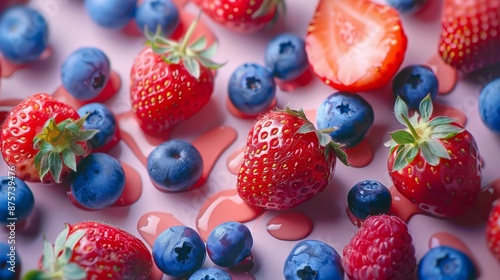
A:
206 221 253 267
0 176 34 224
153 226 206 278
316 91 374 147
386 0 428 13
283 240 344 280
264 33 308 80
393 65 438 109
188 267 232 280
61 47 111 101
70 153 125 210
135 0 180 37
347 180 391 220
84 0 136 29
479 78 500 134
418 246 476 280
0 6 49 64
77 103 117 149
147 139 203 192
0 242 20 280
228 63 276 115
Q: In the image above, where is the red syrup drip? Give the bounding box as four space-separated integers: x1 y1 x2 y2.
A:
276 66 314 92
303 109 375 168
137 211 184 280
475 178 500 221
428 231 481 277
196 188 265 241
432 102 467 126
66 162 143 209
226 97 277 119
0 46 53 78
52 71 122 109
227 147 246 175
389 185 425 223
427 54 458 95
266 211 313 241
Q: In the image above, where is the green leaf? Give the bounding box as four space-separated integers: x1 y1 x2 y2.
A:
331 144 349 166
162 53 180 64
65 229 86 250
189 36 207 52
152 45 172 55
406 145 419 163
316 131 332 147
392 145 412 171
197 41 218 59
62 263 87 280
65 123 80 134
431 124 464 139
419 95 433 122
429 116 454 127
394 97 409 126
420 142 440 165
182 56 200 79
297 123 316 134
22 270 47 280
62 150 77 172
34 152 43 171
252 0 273 18
57 247 72 265
73 130 98 142
42 238 54 271
69 143 87 156
39 142 54 154
54 226 69 257
427 138 451 159
389 130 416 145
49 152 63 183
39 154 50 181
197 55 225 69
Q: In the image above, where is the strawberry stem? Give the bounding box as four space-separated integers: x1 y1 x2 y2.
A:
401 114 420 141
179 11 202 53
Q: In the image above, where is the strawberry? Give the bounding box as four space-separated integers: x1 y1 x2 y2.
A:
130 14 222 136
305 0 408 92
1 93 96 183
342 215 416 280
386 96 482 218
24 221 153 279
487 201 500 262
236 107 348 210
438 0 500 73
197 0 285 33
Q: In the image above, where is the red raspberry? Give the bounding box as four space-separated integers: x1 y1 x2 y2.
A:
487 202 500 262
342 215 416 280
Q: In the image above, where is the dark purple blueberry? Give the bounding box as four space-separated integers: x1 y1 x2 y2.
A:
85 0 136 29
147 139 203 192
0 242 20 280
153 226 206 278
393 65 438 109
188 267 232 280
316 91 374 148
347 180 391 220
0 176 34 224
387 0 428 13
479 78 500 134
77 103 117 149
135 0 180 37
418 246 476 280
283 240 344 280
264 33 308 80
228 63 276 115
206 221 253 268
70 153 125 210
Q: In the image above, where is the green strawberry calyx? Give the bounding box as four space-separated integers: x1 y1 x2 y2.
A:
385 95 464 171
33 114 98 183
145 11 224 80
23 225 87 280
253 0 286 24
286 107 349 166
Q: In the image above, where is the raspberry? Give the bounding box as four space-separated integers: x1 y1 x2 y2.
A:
342 215 416 280
487 202 500 262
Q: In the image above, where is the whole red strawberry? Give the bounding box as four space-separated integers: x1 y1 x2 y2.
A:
438 0 500 73
386 96 482 218
197 0 285 33
487 202 500 262
130 14 222 136
342 215 416 280
305 0 408 92
236 107 348 210
1 93 96 183
24 221 153 279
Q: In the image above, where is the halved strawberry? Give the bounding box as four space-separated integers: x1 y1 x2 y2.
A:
305 0 408 92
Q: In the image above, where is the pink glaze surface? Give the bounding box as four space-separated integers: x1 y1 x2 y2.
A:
266 211 313 241
1 0 500 279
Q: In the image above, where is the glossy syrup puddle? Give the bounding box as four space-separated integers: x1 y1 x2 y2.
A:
0 47 53 78
427 54 458 95
196 188 265 241
276 66 314 92
266 211 313 241
389 186 425 223
429 231 481 277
